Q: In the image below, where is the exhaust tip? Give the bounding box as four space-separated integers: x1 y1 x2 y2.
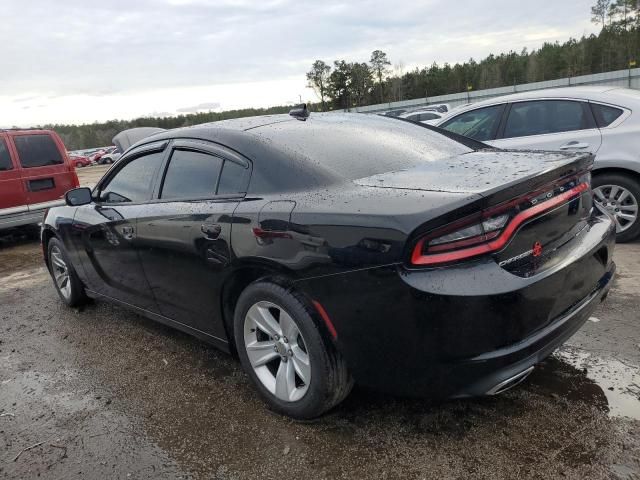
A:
487 366 534 395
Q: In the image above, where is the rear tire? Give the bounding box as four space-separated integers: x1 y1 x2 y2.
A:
234 280 353 419
592 173 640 243
47 237 88 307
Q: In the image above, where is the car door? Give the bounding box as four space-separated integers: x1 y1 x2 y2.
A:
489 99 603 153
71 142 167 311
0 134 29 224
135 140 251 340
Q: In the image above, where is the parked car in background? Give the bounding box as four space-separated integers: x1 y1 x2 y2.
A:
0 129 79 231
69 154 93 168
436 86 640 241
42 113 614 418
399 110 445 125
425 103 450 113
384 103 450 120
88 149 106 164
98 146 122 164
445 102 474 115
382 108 407 117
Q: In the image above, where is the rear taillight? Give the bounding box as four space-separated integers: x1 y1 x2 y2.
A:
410 173 590 266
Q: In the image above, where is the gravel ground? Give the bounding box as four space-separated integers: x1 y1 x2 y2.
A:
0 165 638 479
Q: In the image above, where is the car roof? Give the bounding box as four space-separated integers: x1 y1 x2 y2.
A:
0 128 55 136
129 112 477 194
441 86 640 119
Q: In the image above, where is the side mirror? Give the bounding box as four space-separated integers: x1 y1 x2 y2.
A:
65 187 92 206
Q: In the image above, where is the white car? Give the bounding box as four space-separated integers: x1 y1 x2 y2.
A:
399 110 445 125
436 86 640 241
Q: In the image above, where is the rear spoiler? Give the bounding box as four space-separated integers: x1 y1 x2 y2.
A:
112 127 166 152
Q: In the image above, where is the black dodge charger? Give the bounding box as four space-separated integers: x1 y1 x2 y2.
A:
42 111 616 419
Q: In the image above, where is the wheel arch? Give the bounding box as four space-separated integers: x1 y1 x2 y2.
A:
221 259 296 355
592 166 640 184
41 226 58 273
591 166 640 242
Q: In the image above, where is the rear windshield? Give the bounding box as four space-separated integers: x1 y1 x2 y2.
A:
0 139 12 171
254 114 472 181
14 134 63 168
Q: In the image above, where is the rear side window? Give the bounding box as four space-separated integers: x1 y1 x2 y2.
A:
101 151 164 203
0 139 12 171
440 105 503 141
503 100 591 138
217 160 250 195
13 134 63 168
161 149 223 199
590 103 624 127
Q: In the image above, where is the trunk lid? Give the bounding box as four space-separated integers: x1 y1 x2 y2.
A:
355 149 593 207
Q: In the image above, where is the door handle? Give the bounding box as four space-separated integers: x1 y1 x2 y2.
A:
201 223 222 239
559 141 590 150
121 225 135 240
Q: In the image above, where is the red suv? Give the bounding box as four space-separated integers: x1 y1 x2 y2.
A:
0 129 79 231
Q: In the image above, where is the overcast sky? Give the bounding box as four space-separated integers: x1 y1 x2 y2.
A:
0 0 596 126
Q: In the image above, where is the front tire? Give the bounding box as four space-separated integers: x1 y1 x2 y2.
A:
47 237 88 307
592 173 640 243
234 280 352 419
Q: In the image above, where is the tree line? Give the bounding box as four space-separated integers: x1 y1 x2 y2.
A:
307 0 640 110
50 106 291 151
46 0 640 150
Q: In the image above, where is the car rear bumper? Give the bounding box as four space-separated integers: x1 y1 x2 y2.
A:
0 201 64 230
449 261 614 397
294 212 616 398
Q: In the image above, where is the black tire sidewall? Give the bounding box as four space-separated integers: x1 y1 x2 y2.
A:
233 281 336 419
593 172 640 243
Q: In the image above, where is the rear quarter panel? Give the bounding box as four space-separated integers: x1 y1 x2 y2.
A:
594 120 640 174
230 186 480 280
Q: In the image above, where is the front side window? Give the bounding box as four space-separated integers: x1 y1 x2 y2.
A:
13 134 63 168
440 105 503 141
101 151 164 203
0 139 12 171
503 100 591 138
160 149 223 199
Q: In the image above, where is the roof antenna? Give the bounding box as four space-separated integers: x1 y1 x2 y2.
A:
289 103 310 121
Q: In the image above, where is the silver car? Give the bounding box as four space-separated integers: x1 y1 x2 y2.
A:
436 86 640 241
399 109 445 125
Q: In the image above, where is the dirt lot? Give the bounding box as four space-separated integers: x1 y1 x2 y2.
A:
0 165 639 479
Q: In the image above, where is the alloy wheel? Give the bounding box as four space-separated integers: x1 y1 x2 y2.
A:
593 184 639 233
243 301 311 402
50 245 71 299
